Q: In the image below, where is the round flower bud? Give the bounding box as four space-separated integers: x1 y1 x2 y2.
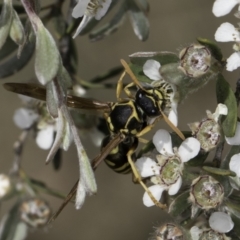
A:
179 44 211 78
155 223 183 240
19 198 51 228
0 174 12 199
189 176 224 210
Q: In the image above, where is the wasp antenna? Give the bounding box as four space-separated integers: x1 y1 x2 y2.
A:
160 110 185 140
120 59 144 90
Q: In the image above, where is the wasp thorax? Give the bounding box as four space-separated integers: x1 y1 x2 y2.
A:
179 44 211 78
155 223 183 240
19 198 51 228
189 176 224 210
151 155 182 186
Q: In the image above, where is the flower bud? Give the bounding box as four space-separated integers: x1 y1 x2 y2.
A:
189 176 224 210
178 44 211 78
155 223 183 240
19 198 51 228
188 104 227 152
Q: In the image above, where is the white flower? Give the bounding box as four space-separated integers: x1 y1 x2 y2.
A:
135 129 200 207
209 212 234 233
72 0 112 38
142 59 178 126
213 0 240 17
0 174 11 199
36 124 55 150
13 108 39 129
215 22 240 71
225 121 240 145
229 153 240 177
215 22 240 42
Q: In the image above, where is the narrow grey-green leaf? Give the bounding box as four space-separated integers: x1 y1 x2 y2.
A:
127 0 149 41
9 10 24 46
129 51 179 66
203 166 236 176
51 12 66 38
46 81 58 118
216 73 237 137
35 24 60 85
226 199 240 219
0 201 22 240
0 37 35 78
0 0 13 50
169 191 191 218
197 37 223 63
0 37 17 60
89 6 126 41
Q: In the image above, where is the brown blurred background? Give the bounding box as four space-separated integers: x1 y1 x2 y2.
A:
0 1 238 239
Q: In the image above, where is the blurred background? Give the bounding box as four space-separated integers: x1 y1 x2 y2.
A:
0 0 239 239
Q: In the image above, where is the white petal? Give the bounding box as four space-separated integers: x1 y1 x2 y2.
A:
178 138 200 162
143 185 165 207
0 174 11 198
209 212 234 233
226 52 240 71
190 226 201 240
72 0 90 18
152 129 173 155
143 60 161 81
135 157 160 177
168 176 182 195
225 121 240 145
229 153 240 177
215 22 240 42
72 15 92 38
95 0 112 20
13 108 39 129
168 102 178 127
212 0 239 17
212 103 228 122
36 125 54 150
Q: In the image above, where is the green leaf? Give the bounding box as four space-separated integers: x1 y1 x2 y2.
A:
127 0 149 41
51 11 66 38
0 201 27 240
128 62 152 83
137 140 155 158
197 37 223 62
35 24 61 85
0 0 13 50
89 5 126 41
216 73 237 137
129 51 179 66
202 166 236 176
0 37 17 60
9 10 24 46
169 191 191 218
0 37 35 78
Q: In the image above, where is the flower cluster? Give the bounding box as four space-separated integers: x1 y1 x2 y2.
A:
135 129 200 207
213 0 240 71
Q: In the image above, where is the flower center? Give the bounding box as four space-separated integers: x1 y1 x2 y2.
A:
87 0 104 15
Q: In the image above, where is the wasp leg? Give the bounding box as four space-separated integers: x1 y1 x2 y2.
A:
120 59 145 91
116 71 126 101
123 82 136 99
159 108 185 140
126 147 166 209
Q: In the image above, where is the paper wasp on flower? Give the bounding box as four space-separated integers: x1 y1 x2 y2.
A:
4 58 185 221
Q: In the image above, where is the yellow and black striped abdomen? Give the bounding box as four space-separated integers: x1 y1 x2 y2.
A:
101 136 138 174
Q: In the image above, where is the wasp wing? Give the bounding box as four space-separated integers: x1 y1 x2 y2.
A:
4 83 111 112
48 133 124 223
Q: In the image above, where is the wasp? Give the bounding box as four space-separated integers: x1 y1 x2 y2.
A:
4 59 184 221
